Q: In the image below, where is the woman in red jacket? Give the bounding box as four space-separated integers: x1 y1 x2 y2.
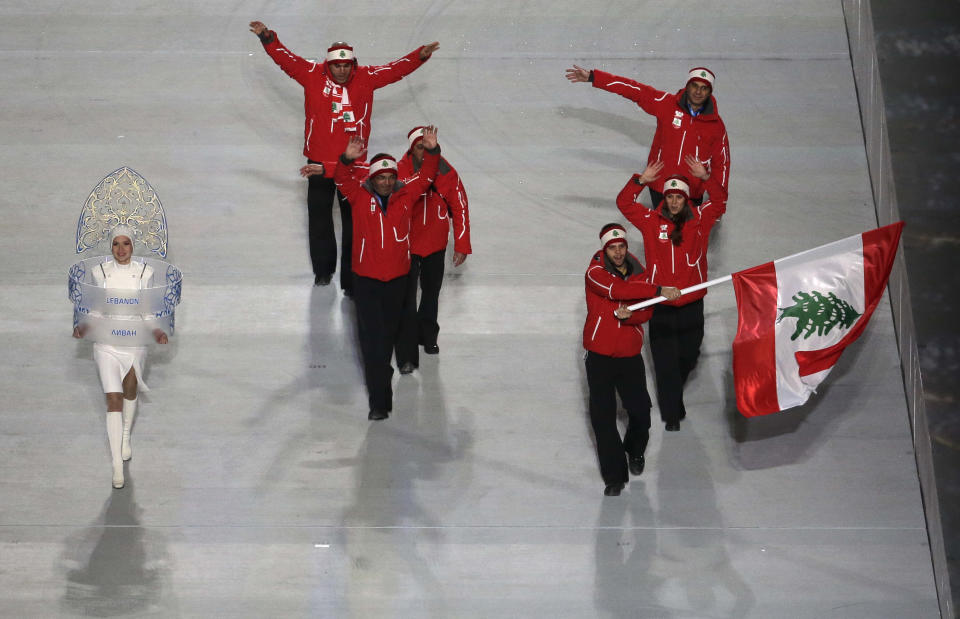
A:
616 159 727 432
584 224 679 496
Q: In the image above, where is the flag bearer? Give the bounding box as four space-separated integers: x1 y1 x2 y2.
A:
583 223 680 496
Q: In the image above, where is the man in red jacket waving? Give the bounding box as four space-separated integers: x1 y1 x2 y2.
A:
312 127 441 421
250 20 439 294
394 126 472 373
583 224 679 496
565 64 729 207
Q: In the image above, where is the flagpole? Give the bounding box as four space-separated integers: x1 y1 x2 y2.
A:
625 274 732 311
620 222 905 314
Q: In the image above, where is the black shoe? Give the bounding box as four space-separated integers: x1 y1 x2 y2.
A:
629 455 645 476
314 274 332 286
423 343 439 354
603 483 625 496
665 421 680 432
399 362 416 375
342 288 353 298
368 409 388 421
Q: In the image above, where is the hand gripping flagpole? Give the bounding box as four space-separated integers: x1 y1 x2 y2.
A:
625 275 733 312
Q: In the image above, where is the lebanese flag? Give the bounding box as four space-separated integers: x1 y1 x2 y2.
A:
731 222 904 417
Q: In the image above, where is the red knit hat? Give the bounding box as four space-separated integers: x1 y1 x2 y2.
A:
686 67 715 88
599 224 628 250
662 175 690 199
368 154 398 178
326 42 356 64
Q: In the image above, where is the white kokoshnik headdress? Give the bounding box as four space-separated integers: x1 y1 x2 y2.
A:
69 167 182 346
75 166 168 258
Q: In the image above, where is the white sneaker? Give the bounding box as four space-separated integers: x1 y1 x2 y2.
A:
112 462 124 489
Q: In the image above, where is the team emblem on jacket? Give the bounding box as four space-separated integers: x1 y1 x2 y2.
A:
659 224 669 240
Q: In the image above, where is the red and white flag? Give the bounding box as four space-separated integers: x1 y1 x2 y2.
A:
731 222 904 417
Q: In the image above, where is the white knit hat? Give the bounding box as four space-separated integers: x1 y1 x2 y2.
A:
326 42 355 63
686 67 715 88
368 154 398 178
600 224 628 250
662 176 690 199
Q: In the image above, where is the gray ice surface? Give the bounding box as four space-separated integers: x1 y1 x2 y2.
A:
0 1 939 617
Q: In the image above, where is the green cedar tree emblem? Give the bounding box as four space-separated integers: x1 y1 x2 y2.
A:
612 230 620 237
339 50 347 58
699 71 707 78
777 291 862 341
670 180 678 188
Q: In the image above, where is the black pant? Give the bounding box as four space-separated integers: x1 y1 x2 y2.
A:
649 299 704 423
353 274 407 412
648 187 704 209
306 170 353 291
395 249 446 366
585 351 652 486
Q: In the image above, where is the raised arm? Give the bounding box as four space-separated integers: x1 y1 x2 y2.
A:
583 69 669 116
333 136 369 198
616 161 663 226
685 154 727 221
366 42 438 89
249 21 316 86
404 126 441 196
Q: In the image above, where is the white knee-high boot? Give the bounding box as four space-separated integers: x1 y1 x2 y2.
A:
122 397 137 461
106 410 124 488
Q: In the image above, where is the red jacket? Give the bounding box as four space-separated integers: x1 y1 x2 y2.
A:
583 250 659 357
593 70 730 201
396 153 472 257
616 173 727 306
334 148 440 281
261 32 429 174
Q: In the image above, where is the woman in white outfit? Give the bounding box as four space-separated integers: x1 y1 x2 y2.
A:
73 225 168 489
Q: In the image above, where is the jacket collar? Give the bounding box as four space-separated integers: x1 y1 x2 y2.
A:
675 89 717 118
596 250 644 279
